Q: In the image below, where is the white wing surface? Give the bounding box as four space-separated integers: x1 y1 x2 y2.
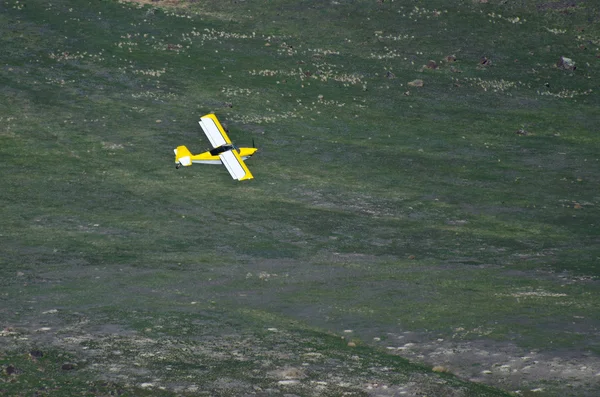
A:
219 150 254 181
198 114 231 148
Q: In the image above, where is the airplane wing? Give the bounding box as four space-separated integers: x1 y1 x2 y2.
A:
198 114 232 148
219 149 254 181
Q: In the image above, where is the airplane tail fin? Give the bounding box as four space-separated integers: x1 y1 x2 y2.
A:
174 145 193 168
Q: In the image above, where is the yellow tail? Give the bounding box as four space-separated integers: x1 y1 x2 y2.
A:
174 145 193 168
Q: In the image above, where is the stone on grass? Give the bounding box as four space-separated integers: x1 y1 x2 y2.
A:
408 79 424 87
426 60 438 69
556 56 575 70
61 363 76 371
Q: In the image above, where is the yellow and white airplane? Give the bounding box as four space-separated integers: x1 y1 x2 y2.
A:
174 114 257 181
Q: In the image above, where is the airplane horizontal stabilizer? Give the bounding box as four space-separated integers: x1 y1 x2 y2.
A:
174 145 193 166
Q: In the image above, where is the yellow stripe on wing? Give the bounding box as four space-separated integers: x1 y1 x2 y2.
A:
232 149 254 180
219 149 254 180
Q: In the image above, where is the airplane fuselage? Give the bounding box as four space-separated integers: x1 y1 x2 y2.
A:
190 147 257 164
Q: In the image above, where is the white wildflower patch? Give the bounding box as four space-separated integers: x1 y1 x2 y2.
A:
207 28 255 40
545 27 567 35
0 115 17 137
485 12 525 24
45 76 74 86
116 41 139 49
249 69 286 77
192 28 256 42
249 67 363 87
576 33 600 47
131 91 177 100
459 77 529 94
221 87 255 97
317 98 345 107
308 48 340 56
131 68 167 78
328 72 363 86
277 42 297 56
151 42 185 53
258 271 277 281
374 32 413 42
117 0 251 21
102 142 125 150
369 47 403 60
0 328 19 337
496 289 568 298
401 6 446 19
229 111 300 124
538 88 593 99
48 50 106 63
10 0 24 10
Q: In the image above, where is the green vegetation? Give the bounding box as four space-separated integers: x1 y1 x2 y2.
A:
1 0 599 395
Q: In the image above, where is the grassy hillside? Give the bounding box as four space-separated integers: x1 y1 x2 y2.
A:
1 0 599 395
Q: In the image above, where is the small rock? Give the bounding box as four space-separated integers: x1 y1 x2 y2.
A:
480 57 492 67
61 363 76 371
278 379 300 385
347 341 356 347
407 79 424 87
36 327 51 332
556 56 576 70
426 60 438 69
445 54 457 62
29 350 43 359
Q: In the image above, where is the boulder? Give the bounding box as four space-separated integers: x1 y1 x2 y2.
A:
556 56 576 70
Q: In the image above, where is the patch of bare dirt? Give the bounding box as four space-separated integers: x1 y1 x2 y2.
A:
376 332 600 396
0 317 497 396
